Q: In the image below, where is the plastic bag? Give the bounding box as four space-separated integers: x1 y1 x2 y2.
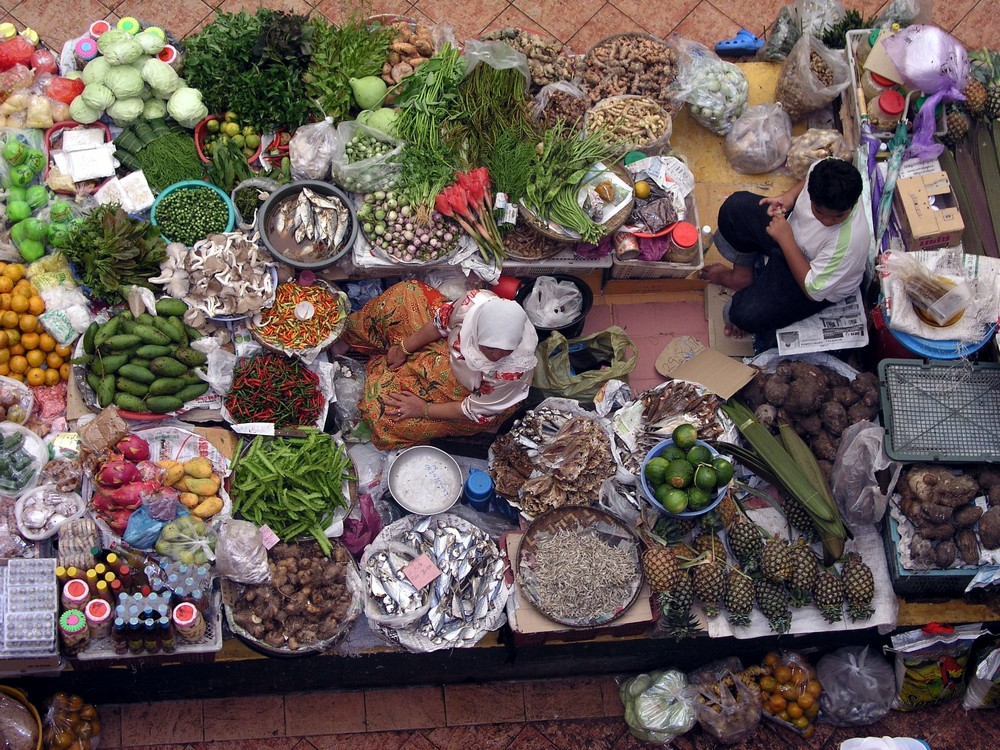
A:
786 128 853 179
882 26 968 160
670 38 748 136
692 670 761 744
774 35 850 122
214 517 270 584
761 0 846 62
231 177 278 231
597 477 642 526
532 326 638 405
153 513 217 565
289 116 337 180
523 275 583 328
887 623 987 711
123 504 173 549
817 646 896 726
341 492 384 558
331 355 366 438
963 636 1000 710
831 421 901 526
463 38 531 88
329 120 403 194
723 104 792 174
42 693 100 750
533 80 588 126
620 669 698 746
875 0 932 28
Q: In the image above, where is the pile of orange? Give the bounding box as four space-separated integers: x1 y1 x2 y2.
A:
0 262 71 387
756 651 823 738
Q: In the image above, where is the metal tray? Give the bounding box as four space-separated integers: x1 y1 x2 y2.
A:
878 359 1000 463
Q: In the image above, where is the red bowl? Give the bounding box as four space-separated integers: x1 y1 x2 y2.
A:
194 114 263 165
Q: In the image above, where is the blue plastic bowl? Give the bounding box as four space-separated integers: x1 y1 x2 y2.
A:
639 438 728 518
150 180 236 244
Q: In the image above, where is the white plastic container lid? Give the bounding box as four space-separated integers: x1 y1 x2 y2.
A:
841 738 931 750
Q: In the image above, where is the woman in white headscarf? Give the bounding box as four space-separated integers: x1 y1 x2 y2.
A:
342 280 538 449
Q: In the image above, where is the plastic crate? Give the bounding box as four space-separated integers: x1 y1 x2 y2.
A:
70 589 223 669
609 194 702 279
882 513 976 597
878 359 1000 463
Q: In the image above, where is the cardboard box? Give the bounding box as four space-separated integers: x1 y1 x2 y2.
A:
894 171 965 251
653 336 756 398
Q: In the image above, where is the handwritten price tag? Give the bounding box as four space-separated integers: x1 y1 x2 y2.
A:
259 525 280 550
402 553 441 589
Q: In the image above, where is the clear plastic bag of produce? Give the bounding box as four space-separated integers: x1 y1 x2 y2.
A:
882 26 967 160
831 421 901 526
724 104 792 174
761 0 846 62
875 0 932 28
817 646 896 726
963 636 1000 710
153 512 217 565
774 35 850 122
786 128 853 179
669 38 748 136
533 80 588 126
231 177 279 231
691 669 761 745
620 669 698 746
330 120 402 194
289 116 337 181
463 38 531 88
214 517 270 585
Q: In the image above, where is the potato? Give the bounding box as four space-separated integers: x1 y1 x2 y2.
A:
157 459 185 486
186 475 221 497
192 496 223 519
179 492 200 509
184 457 214 478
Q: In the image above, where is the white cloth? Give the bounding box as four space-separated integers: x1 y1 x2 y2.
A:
433 290 538 424
787 161 871 303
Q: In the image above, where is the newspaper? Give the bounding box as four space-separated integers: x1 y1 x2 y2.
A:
776 289 869 355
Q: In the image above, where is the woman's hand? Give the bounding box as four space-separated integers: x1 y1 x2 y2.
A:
386 343 408 371
385 391 428 420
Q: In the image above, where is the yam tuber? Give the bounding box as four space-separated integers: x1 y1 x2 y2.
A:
956 528 981 565
906 465 980 507
953 505 984 528
934 541 957 568
979 507 1000 549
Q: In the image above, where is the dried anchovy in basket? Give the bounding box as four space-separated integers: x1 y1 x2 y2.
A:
575 34 679 110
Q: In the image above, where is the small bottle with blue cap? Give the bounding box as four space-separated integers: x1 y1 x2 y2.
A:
463 469 494 512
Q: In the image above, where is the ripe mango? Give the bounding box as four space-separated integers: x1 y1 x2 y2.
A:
184 457 214 478
179 492 200 509
157 459 184 486
186 475 221 497
192 496 223 519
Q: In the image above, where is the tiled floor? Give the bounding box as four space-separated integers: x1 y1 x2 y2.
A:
5 0 1000 746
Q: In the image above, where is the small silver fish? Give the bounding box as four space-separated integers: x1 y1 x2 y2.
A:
333 200 350 249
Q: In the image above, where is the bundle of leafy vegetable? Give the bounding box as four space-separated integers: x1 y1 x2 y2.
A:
113 119 204 193
454 63 536 169
304 14 395 121
63 205 167 303
183 10 315 131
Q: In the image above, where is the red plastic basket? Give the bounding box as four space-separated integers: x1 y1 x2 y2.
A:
194 114 263 165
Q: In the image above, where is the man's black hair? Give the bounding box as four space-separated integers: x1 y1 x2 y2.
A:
808 158 862 213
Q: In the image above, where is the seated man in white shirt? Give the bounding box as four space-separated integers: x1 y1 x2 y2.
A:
700 158 868 348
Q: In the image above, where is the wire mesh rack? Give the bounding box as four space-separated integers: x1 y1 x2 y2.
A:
878 359 1000 463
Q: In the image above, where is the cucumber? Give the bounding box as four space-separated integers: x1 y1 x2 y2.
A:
152 315 182 343
113 392 147 412
135 344 172 359
119 364 157 384
175 382 209 403
155 298 189 317
101 334 143 352
132 325 172 346
93 317 121 350
86 372 101 392
150 357 188 378
148 377 186 396
145 395 183 414
91 353 129 376
116 377 150 397
97 374 116 408
82 322 98 355
173 347 207 367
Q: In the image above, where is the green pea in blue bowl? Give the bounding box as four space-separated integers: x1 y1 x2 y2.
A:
151 180 236 246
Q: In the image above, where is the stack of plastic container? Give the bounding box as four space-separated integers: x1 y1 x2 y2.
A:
2 558 58 658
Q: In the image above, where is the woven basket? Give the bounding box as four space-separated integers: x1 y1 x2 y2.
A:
519 160 635 244
584 95 673 156
581 32 680 113
515 505 644 627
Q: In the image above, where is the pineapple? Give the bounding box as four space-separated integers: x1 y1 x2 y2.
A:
964 79 987 118
760 538 794 585
986 82 1000 121
692 558 727 619
754 578 791 634
813 568 846 623
642 545 681 594
788 540 819 608
693 532 724 557
716 493 740 528
726 517 764 572
969 47 1000 120
941 105 971 147
657 569 700 639
782 497 817 542
724 568 754 628
649 513 695 545
842 552 875 622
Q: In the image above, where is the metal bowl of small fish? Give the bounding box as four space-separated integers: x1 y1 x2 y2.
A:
259 180 358 269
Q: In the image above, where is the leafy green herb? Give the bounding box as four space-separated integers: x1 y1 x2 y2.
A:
63 205 167 303
484 128 536 203
304 13 395 121
820 10 876 50
455 63 537 169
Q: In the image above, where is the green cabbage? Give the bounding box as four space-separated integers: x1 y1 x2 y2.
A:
81 82 114 112
97 29 144 65
143 99 166 120
69 97 101 124
141 59 179 96
167 87 208 128
81 57 111 86
107 97 144 126
135 30 165 55
104 65 144 99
